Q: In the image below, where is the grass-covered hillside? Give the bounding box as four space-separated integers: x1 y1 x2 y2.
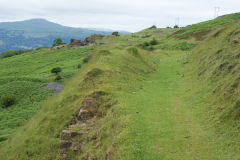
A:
189 20 240 130
1 12 240 160
0 46 93 142
172 12 240 40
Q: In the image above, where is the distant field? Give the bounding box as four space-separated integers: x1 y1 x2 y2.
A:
0 46 93 141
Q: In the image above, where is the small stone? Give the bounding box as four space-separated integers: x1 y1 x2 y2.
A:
59 140 72 148
71 142 78 151
77 109 93 120
79 130 88 134
60 130 78 140
81 139 87 151
82 98 98 109
61 153 68 159
232 39 239 44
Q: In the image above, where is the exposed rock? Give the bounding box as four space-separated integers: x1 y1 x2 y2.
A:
81 138 87 151
77 109 94 121
232 37 240 45
41 82 63 95
58 91 115 157
60 153 68 159
106 153 110 160
82 98 98 109
60 130 78 140
59 140 72 148
69 34 105 47
71 142 79 151
79 130 88 134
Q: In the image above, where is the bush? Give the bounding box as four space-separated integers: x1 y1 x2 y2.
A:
149 25 157 29
148 46 155 51
150 38 158 45
77 64 82 69
55 75 62 81
143 42 150 46
127 47 139 56
51 67 62 74
174 25 179 28
87 68 102 77
1 50 29 58
83 57 89 63
52 38 63 47
112 32 119 37
1 95 16 108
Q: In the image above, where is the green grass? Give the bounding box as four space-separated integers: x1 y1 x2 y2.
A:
154 40 197 51
172 12 240 40
0 46 93 142
1 15 240 160
111 51 240 159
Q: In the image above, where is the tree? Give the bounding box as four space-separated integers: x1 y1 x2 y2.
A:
150 38 158 45
149 25 157 29
174 25 179 28
52 38 63 47
51 67 62 74
112 32 119 37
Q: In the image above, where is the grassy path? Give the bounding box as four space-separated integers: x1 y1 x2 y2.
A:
118 52 227 160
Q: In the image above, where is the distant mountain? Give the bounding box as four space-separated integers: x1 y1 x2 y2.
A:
0 19 129 53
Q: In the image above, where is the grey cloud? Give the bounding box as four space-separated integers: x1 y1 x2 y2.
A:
0 0 240 32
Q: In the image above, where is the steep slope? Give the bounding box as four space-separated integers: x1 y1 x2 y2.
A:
0 46 93 142
0 29 164 159
172 12 240 40
189 20 240 127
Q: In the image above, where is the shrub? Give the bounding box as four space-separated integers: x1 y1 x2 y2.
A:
87 68 102 77
150 38 158 45
77 64 82 69
149 25 157 29
174 25 179 28
83 57 89 63
52 38 63 47
112 32 119 37
148 46 155 51
1 50 28 58
51 67 62 74
1 95 16 108
139 42 149 49
143 42 150 46
127 47 139 56
55 75 62 81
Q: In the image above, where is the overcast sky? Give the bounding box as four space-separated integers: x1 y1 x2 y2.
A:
0 0 240 32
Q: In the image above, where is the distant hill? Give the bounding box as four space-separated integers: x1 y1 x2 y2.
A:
0 18 129 53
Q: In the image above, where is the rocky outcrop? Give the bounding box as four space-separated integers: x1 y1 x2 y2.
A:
231 36 240 45
58 91 113 159
69 34 105 47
